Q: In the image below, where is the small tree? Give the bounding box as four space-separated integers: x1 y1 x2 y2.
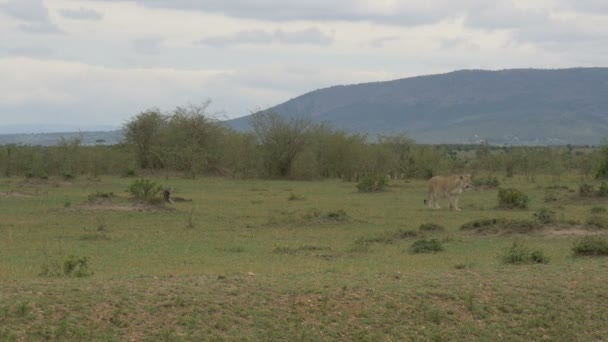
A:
250 111 313 178
596 144 608 179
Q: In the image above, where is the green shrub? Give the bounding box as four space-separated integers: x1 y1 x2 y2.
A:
498 188 529 209
590 206 607 214
500 242 549 265
409 239 444 254
418 223 446 232
533 208 556 224
357 175 387 193
127 178 163 203
572 236 608 256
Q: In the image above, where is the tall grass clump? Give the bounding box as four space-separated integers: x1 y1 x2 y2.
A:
500 242 549 265
498 188 529 209
40 255 93 278
409 239 444 254
418 223 446 233
533 208 556 224
572 236 608 256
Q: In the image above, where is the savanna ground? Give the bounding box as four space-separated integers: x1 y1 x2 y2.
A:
1 174 607 341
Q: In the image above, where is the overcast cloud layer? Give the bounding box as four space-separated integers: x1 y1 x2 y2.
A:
0 0 607 132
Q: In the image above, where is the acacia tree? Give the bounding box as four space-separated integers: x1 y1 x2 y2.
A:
377 133 415 178
164 102 223 178
250 111 313 178
124 109 167 169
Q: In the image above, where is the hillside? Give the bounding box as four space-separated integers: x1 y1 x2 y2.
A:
0 130 124 146
226 68 608 145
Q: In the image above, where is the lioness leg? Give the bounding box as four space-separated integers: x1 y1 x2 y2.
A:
432 193 440 209
450 196 461 211
426 192 439 209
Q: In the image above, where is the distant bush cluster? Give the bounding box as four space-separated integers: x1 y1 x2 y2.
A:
1 101 608 181
472 175 499 188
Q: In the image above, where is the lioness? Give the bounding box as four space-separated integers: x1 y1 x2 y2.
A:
424 174 472 211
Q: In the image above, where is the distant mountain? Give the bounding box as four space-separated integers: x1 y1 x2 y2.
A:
0 130 124 146
0 124 119 135
226 68 608 145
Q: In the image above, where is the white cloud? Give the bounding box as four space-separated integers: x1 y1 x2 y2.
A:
0 0 63 33
199 28 333 47
0 0 607 131
59 7 103 20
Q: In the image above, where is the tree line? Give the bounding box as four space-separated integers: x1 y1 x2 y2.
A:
0 103 605 180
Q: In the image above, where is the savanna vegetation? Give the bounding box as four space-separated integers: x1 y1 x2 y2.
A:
2 104 608 340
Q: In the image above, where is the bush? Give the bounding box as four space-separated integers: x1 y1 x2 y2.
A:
418 223 446 232
498 188 529 209
572 236 608 256
409 239 444 254
500 242 549 265
357 175 387 193
533 208 556 224
127 178 163 203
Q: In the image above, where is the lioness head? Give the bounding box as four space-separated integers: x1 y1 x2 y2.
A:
459 174 472 190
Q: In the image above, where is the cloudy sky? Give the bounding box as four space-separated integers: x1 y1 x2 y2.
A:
1 0 607 132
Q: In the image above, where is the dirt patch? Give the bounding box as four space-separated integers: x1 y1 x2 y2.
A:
474 185 497 192
544 226 602 237
78 202 174 212
0 190 34 198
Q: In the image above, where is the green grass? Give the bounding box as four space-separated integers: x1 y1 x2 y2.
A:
0 174 607 340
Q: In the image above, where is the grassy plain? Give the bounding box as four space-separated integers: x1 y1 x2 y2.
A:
1 174 607 341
